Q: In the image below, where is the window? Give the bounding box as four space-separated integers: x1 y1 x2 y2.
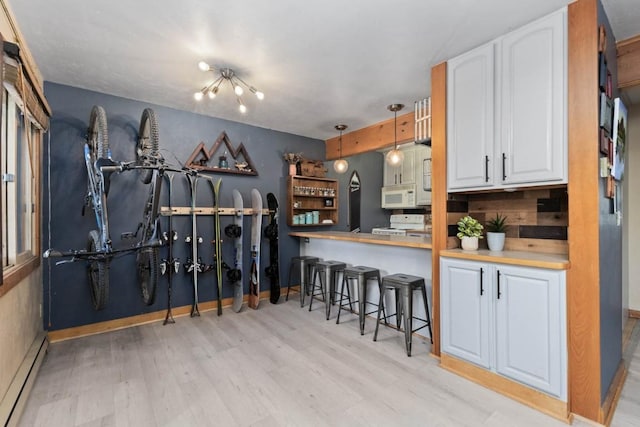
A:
1 87 41 294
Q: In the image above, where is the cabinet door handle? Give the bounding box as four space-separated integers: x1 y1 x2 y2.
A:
502 153 507 181
480 267 484 296
497 270 502 299
484 155 489 182
399 173 402 183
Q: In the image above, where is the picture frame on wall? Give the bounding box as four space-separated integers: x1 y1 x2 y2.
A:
600 129 609 155
599 53 607 91
600 92 613 134
611 97 628 181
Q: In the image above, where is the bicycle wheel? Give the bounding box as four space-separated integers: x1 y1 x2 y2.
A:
137 108 160 184
137 246 159 305
88 106 111 194
87 230 109 310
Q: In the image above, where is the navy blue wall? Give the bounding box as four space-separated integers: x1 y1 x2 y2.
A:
598 1 623 403
42 82 343 330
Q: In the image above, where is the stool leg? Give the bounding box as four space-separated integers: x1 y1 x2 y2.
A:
421 283 433 344
373 288 384 342
395 288 402 329
324 268 333 320
377 277 388 327
286 261 294 302
336 274 347 324
358 276 366 335
299 262 306 307
403 286 413 357
309 268 320 312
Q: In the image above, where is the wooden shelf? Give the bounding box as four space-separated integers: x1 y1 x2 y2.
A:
287 175 338 226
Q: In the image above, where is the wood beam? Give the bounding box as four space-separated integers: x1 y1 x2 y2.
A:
617 34 640 89
325 111 415 160
567 0 602 421
430 61 447 357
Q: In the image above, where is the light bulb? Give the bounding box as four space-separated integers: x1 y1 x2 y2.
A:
333 159 348 174
238 103 247 114
208 90 216 99
198 61 210 72
234 85 244 96
385 149 404 166
255 90 264 100
194 91 204 101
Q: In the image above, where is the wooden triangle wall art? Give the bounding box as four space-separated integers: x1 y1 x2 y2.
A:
185 131 258 176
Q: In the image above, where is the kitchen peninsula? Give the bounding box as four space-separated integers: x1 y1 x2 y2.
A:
288 231 432 339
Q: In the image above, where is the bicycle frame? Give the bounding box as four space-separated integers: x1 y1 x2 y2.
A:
83 142 112 255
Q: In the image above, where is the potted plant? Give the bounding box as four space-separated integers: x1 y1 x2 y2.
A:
283 152 303 176
486 213 508 251
456 215 483 250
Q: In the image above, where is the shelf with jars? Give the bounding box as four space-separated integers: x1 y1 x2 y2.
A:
287 175 338 226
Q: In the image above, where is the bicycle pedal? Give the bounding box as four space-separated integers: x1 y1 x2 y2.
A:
121 232 136 240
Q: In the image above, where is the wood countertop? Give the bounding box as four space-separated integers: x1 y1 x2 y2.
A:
440 249 569 270
288 231 432 249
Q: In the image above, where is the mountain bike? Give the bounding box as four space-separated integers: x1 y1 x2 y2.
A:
44 106 175 310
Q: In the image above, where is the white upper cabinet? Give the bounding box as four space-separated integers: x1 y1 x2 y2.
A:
447 8 567 192
447 43 495 191
499 8 567 185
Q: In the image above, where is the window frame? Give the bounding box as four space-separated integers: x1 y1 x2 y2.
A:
0 73 41 298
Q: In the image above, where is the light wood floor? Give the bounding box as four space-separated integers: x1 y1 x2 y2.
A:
18 298 640 427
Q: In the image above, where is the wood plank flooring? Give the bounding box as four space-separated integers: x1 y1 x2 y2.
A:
17 298 640 426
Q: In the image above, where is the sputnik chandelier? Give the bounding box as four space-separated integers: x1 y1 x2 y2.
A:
194 61 264 114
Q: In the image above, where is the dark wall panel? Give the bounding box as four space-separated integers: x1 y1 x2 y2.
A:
42 82 336 330
597 0 623 403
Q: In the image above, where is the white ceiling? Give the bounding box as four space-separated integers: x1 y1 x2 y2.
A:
8 0 640 140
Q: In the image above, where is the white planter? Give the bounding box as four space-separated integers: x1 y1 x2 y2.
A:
487 232 506 251
460 236 479 251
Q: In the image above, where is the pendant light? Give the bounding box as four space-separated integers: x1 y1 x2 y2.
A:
333 124 349 174
385 103 405 166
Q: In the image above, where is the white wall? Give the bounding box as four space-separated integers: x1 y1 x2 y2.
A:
624 103 640 313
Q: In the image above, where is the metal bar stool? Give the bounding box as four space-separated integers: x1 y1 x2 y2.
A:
373 273 433 356
336 266 387 335
286 256 320 307
309 260 346 320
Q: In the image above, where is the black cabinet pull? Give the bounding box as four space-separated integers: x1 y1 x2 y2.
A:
480 267 484 296
497 270 502 299
502 153 507 181
484 155 489 182
399 173 402 183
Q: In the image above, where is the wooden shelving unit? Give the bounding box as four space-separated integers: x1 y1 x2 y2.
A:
287 175 338 226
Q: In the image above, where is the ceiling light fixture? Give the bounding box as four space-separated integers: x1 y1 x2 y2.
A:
333 124 349 174
194 61 264 114
386 103 405 166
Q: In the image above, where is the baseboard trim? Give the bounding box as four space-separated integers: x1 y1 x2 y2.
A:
0 331 48 427
599 361 627 426
629 309 640 319
48 290 273 343
440 353 570 423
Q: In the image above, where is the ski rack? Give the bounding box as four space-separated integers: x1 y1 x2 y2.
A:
161 206 269 216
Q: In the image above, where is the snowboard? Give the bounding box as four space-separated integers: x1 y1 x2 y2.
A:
248 189 262 309
185 172 204 317
226 190 244 312
265 193 280 304
349 171 361 232
208 178 223 316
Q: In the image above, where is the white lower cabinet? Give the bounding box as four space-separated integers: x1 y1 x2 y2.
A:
440 257 567 400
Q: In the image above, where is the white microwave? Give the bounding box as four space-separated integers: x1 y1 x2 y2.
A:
381 184 419 209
